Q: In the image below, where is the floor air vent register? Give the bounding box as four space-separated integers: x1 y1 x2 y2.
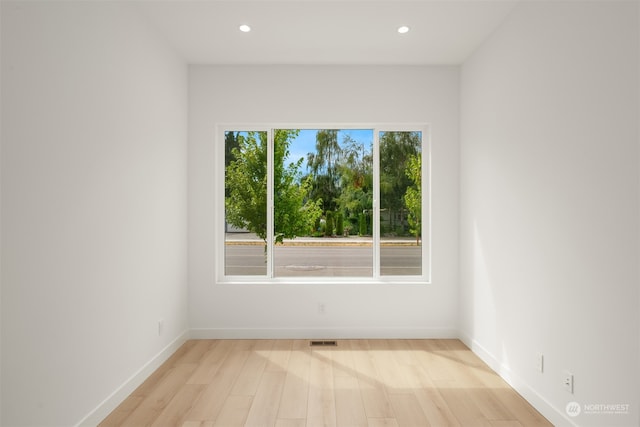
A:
309 340 338 347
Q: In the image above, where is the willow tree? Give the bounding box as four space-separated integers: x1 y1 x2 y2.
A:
335 135 373 233
307 129 342 212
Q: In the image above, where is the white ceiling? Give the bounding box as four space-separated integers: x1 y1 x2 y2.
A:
133 1 519 65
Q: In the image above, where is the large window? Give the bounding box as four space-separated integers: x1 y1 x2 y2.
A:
222 126 429 282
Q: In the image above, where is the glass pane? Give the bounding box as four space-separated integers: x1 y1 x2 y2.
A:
379 131 422 276
224 131 268 275
274 129 374 277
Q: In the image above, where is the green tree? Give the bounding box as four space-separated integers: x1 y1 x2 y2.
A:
325 211 335 237
336 136 373 223
307 130 342 212
225 130 321 244
224 131 241 198
225 131 241 168
273 130 323 243
379 131 421 235
225 131 267 239
358 212 369 236
404 153 422 245
335 212 344 236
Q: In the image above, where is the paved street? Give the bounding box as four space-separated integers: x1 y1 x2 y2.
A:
225 243 422 277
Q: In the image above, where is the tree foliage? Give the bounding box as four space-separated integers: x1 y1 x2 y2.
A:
336 135 373 225
307 130 341 212
379 131 421 234
225 129 421 242
404 153 422 245
224 131 241 198
306 131 374 234
225 132 267 239
273 130 323 243
225 130 321 244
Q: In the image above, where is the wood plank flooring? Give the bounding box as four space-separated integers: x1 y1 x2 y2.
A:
99 339 552 427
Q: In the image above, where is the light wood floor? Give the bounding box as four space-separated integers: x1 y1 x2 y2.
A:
99 339 552 427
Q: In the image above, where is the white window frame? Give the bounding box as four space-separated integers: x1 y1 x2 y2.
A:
217 123 431 284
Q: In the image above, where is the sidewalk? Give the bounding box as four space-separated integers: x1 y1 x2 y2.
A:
225 232 421 247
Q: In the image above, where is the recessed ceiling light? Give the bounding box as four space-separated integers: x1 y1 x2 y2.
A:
239 24 251 33
397 26 410 34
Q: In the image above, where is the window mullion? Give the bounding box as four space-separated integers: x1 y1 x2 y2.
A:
373 129 381 279
266 128 274 278
422 130 431 282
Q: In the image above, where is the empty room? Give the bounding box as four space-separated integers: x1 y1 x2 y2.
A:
1 0 638 426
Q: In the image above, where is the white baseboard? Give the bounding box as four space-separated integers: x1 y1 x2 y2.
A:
458 332 577 427
74 330 190 427
190 327 458 340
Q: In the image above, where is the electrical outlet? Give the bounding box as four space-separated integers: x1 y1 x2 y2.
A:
158 319 164 336
562 371 574 393
318 303 326 315
536 353 544 373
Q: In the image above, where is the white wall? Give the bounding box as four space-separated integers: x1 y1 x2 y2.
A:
189 65 459 338
1 2 188 425
460 2 639 426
